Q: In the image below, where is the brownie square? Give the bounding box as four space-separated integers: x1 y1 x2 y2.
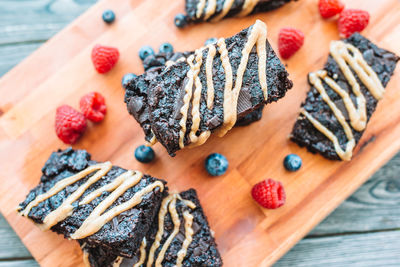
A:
83 189 223 267
125 21 292 156
290 33 399 160
18 148 167 258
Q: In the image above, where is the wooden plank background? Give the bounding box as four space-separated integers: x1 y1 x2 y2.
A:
0 0 399 266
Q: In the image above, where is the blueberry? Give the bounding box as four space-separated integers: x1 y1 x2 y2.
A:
122 73 137 89
205 153 229 176
159 43 174 54
283 154 302 171
135 145 155 163
102 10 115 24
139 46 155 61
174 14 188 28
205 37 218 46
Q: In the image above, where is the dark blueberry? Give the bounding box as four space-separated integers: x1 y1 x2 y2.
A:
135 145 155 163
139 46 155 61
205 37 218 46
205 153 229 176
121 73 137 89
174 13 188 28
283 154 302 171
102 10 115 24
159 42 174 54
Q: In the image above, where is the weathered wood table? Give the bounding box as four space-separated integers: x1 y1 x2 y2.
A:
0 1 399 266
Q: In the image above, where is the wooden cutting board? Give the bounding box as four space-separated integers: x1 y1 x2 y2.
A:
0 0 399 266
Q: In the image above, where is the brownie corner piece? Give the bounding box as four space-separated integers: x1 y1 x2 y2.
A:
18 147 167 258
83 188 223 267
290 33 399 161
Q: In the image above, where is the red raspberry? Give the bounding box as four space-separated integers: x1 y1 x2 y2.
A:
79 92 107 123
55 105 87 144
318 0 345 19
91 44 119 74
278 27 305 60
338 9 370 38
251 179 286 209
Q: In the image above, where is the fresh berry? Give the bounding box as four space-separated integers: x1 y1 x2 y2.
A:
139 46 155 61
135 145 155 163
318 0 345 19
283 154 302 171
159 43 174 54
122 73 137 89
278 27 305 59
55 105 87 144
102 9 115 24
174 14 188 28
205 37 218 46
251 179 286 209
205 153 229 176
91 44 119 74
338 9 370 38
79 92 107 123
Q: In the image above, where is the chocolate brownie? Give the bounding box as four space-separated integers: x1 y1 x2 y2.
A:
183 0 294 26
290 33 399 160
125 20 293 156
18 148 167 258
83 189 223 267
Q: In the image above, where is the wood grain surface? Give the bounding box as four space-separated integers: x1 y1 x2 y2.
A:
0 0 399 266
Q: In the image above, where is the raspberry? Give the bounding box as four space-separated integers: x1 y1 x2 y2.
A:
79 92 107 123
318 0 345 19
251 179 286 209
55 105 87 144
91 44 119 74
338 9 370 38
278 27 305 59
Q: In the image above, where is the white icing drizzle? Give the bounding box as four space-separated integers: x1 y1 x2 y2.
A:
237 0 259 17
146 193 196 267
205 44 217 110
204 0 217 20
154 198 180 266
176 210 194 266
133 238 147 267
178 20 268 147
178 54 199 149
188 49 206 145
215 37 234 137
196 0 207 18
82 250 91 267
302 40 385 161
196 0 259 21
20 162 164 239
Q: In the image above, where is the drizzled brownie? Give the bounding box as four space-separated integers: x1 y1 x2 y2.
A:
125 20 293 156
183 0 294 26
83 189 223 267
18 148 167 258
290 33 399 160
